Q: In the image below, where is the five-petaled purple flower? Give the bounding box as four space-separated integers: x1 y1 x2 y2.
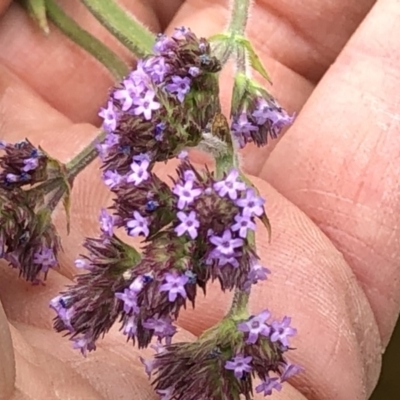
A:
143 316 177 343
237 310 271 344
33 247 57 272
255 376 282 396
165 76 191 102
127 159 150 185
175 211 200 239
231 213 256 238
115 288 140 314
132 89 161 120
172 180 202 209
224 354 253 379
99 209 114 237
270 316 297 347
99 100 118 132
213 169 246 200
126 211 149 237
159 272 189 302
209 229 243 256
103 170 123 188
236 188 265 217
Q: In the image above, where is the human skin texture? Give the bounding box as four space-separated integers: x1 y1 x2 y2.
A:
0 0 399 399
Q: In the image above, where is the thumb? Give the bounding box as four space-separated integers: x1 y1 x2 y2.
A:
0 302 15 399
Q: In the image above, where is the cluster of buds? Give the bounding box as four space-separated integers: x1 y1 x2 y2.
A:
230 73 294 148
0 140 61 282
97 26 222 176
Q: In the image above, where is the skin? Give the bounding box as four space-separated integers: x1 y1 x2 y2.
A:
0 0 399 398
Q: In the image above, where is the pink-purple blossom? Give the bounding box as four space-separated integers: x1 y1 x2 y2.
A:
132 89 161 120
224 354 253 379
99 100 118 132
127 159 150 185
231 213 256 238
165 76 191 103
213 169 246 200
255 376 282 396
115 288 140 314
172 180 202 209
174 211 200 239
237 310 271 344
236 188 265 217
209 229 243 256
270 316 297 347
159 272 189 302
126 211 149 237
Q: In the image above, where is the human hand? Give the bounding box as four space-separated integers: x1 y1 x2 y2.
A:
1 0 398 399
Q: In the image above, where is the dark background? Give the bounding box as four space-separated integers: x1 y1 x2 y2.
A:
370 318 400 399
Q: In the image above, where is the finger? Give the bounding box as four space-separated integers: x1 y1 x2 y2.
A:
0 0 161 123
0 302 14 400
0 0 10 15
167 0 376 174
261 0 400 346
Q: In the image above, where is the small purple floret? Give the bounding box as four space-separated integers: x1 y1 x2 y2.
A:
159 272 189 302
224 354 253 379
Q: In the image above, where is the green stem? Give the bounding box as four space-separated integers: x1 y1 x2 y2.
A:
65 130 105 181
44 0 128 80
80 0 155 58
227 0 252 35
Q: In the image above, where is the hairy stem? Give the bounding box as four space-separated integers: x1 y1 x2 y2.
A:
80 0 155 58
227 0 252 35
65 130 106 181
45 0 128 80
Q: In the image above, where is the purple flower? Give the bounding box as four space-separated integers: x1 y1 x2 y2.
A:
22 157 39 172
99 100 118 132
236 188 265 217
183 170 196 181
247 260 271 283
280 362 303 382
127 159 150 185
156 387 174 400
103 170 123 188
143 316 177 342
209 229 243 256
237 310 271 344
172 180 202 209
33 247 57 272
113 86 136 111
213 169 246 200
126 211 149 237
172 26 191 40
270 316 297 347
255 376 282 396
132 152 151 163
231 213 256 238
49 295 73 330
6 173 19 182
252 98 294 129
188 66 200 77
231 113 258 136
99 209 114 237
159 272 189 302
153 34 176 53
122 315 137 339
73 336 96 357
132 89 161 120
143 56 169 83
175 211 200 239
129 274 153 293
74 258 92 270
216 253 240 268
165 76 191 103
177 150 188 160
224 354 253 379
139 356 157 378
115 288 140 314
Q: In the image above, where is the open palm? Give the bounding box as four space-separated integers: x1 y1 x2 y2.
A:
1 1 399 399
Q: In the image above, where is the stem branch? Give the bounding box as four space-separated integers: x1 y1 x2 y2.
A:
227 0 252 36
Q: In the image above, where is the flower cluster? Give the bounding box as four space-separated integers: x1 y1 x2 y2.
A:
230 74 294 148
97 27 221 175
51 160 271 351
0 139 49 187
147 311 301 399
0 140 60 282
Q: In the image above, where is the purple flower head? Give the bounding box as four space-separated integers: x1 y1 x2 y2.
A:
132 89 161 120
22 157 39 172
115 288 140 314
33 247 57 272
237 310 271 344
255 376 282 396
213 169 246 200
143 56 169 83
126 211 149 237
127 159 150 185
175 211 200 240
73 336 96 357
224 354 253 379
209 229 243 256
165 76 191 103
159 272 189 302
236 188 265 217
103 170 124 188
270 316 297 347
172 180 202 209
280 362 303 382
122 315 137 339
231 213 256 238
99 100 118 132
99 209 114 237
142 316 177 342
